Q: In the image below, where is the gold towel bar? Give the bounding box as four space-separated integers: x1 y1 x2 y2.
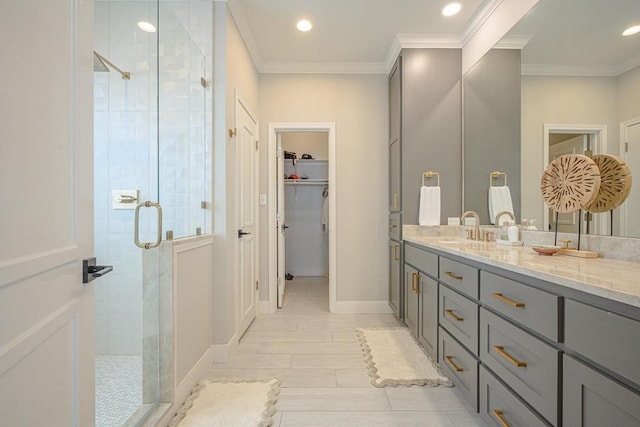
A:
422 171 440 187
490 170 508 187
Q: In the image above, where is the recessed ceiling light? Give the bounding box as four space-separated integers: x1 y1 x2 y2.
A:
296 19 312 32
442 1 462 17
622 25 640 36
137 21 157 33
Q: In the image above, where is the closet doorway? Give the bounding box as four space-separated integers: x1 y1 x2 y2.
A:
268 123 336 313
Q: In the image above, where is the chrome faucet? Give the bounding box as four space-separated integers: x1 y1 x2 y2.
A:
461 210 480 241
494 210 515 227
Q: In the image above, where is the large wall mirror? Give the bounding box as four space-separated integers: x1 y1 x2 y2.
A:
463 0 640 237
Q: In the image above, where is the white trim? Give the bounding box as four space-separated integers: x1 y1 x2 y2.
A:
493 35 531 50
384 34 463 74
333 301 394 314
211 334 238 364
158 345 215 427
260 62 387 75
619 117 640 237
267 123 337 313
459 0 504 47
542 124 608 234
522 63 620 77
226 0 263 70
173 235 214 253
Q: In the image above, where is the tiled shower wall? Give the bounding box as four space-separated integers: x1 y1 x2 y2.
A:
94 0 212 355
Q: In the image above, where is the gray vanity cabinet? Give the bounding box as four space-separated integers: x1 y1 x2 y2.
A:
389 58 401 213
387 48 462 315
404 243 439 359
419 275 438 357
388 240 401 318
563 354 640 426
404 264 420 337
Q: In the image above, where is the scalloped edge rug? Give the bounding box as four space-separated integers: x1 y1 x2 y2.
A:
356 327 452 388
168 378 281 427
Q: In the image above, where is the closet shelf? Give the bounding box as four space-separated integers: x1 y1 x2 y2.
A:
285 179 328 186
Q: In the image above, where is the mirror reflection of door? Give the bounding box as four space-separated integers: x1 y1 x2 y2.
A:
623 121 640 238
548 133 591 233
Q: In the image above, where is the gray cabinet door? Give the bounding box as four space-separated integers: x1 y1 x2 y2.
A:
419 274 437 358
563 355 640 427
389 59 401 213
389 239 401 318
404 264 419 337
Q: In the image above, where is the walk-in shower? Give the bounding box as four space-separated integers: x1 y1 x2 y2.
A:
93 0 212 424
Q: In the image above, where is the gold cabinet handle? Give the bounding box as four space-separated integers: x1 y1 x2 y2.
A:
494 346 527 368
394 245 399 261
445 271 463 281
393 193 400 209
492 410 510 427
415 276 420 294
445 309 464 322
492 293 525 308
411 272 418 292
445 355 464 372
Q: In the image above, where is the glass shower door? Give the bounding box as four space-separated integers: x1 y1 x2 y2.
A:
93 1 160 425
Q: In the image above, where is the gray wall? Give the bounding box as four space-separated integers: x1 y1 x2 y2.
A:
464 49 521 224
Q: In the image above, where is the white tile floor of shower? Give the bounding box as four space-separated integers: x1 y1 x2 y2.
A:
95 355 142 427
209 276 487 426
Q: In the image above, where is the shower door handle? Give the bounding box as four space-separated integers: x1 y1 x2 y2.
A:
134 201 163 249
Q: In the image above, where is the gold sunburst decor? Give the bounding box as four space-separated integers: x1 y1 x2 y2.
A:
540 154 601 213
585 154 632 213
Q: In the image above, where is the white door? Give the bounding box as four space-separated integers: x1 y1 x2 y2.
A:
548 135 588 234
276 134 286 308
236 96 259 336
623 121 640 238
0 1 95 426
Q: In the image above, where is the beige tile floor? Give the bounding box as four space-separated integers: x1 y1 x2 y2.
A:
209 276 486 426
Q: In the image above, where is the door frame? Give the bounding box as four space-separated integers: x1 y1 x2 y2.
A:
619 116 640 236
267 123 337 313
234 91 259 337
543 123 607 234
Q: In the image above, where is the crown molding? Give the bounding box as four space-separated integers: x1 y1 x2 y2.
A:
259 62 387 75
384 34 462 74
521 63 619 77
226 0 263 70
494 35 531 49
459 0 504 47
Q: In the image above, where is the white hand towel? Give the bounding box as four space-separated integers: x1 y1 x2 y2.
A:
419 186 441 226
488 186 514 225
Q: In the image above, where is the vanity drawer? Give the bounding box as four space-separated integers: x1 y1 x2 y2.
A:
404 244 438 277
565 299 640 386
439 285 479 355
389 213 401 240
479 366 547 427
480 271 560 342
439 327 478 411
439 257 478 299
480 308 559 425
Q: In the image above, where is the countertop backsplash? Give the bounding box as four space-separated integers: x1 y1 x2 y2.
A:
403 225 640 263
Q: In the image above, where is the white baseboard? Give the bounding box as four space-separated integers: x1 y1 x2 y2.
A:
211 333 238 364
259 300 274 314
333 300 394 314
155 345 214 427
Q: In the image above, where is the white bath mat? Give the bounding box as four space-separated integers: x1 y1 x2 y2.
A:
169 378 280 427
356 327 452 388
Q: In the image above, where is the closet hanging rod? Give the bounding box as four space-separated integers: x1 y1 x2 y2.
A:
489 170 507 187
422 171 440 187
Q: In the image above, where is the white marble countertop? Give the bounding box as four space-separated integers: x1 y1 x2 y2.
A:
404 234 640 309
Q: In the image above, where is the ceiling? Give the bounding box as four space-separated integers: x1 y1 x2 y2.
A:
228 0 496 74
227 0 640 76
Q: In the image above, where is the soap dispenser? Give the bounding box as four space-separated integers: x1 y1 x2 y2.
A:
508 221 519 242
